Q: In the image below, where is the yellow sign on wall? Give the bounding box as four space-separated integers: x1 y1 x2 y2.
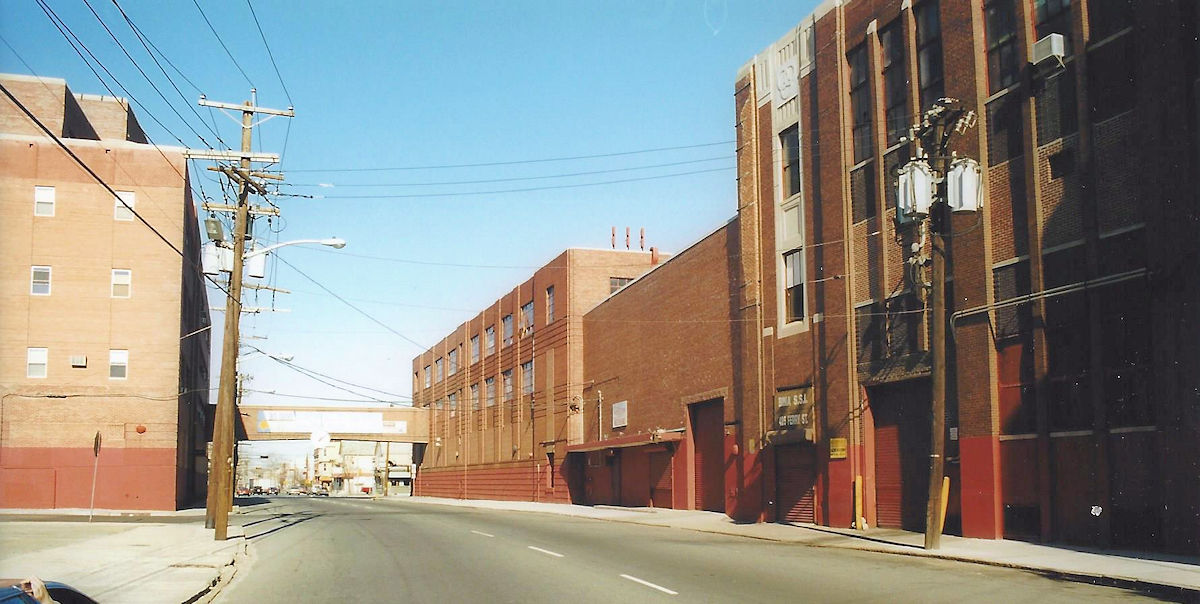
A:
829 437 848 460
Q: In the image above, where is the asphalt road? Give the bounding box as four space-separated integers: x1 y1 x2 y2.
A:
214 497 1160 603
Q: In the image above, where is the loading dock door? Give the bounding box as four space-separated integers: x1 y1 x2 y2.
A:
776 443 817 524
871 379 931 531
691 400 725 512
649 451 673 508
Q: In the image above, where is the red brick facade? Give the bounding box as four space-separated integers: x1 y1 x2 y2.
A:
411 1 1199 555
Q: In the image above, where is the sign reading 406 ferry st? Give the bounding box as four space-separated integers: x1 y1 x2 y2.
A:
775 386 814 434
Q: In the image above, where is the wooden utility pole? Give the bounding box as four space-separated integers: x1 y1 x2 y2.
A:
199 94 293 541
924 118 948 551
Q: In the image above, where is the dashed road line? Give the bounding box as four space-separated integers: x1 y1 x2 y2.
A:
471 530 495 537
527 546 564 558
619 574 678 595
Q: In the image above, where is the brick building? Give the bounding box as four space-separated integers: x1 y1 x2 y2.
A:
0 74 211 510
565 0 1198 555
411 248 663 501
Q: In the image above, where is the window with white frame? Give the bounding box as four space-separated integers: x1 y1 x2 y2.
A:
485 377 496 407
448 348 458 375
470 383 480 410
546 286 556 322
435 357 443 382
783 249 806 323
502 314 514 346
485 326 496 355
471 335 480 363
30 266 51 296
34 186 55 217
27 347 48 378
503 369 514 401
424 365 432 388
111 269 131 298
114 191 135 221
109 349 128 379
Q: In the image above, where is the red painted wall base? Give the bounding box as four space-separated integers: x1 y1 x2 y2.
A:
414 461 571 504
1 447 179 511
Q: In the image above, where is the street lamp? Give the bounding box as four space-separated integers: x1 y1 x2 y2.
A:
206 237 346 540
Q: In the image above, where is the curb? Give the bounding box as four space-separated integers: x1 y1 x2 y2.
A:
397 497 1199 599
185 536 247 604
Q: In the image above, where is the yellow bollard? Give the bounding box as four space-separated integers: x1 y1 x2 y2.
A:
938 476 950 533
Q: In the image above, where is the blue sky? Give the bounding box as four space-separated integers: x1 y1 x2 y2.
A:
2 1 817 457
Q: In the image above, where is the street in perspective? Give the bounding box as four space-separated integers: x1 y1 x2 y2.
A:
2 0 1199 602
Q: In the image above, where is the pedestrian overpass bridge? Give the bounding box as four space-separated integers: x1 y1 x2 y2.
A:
235 404 429 443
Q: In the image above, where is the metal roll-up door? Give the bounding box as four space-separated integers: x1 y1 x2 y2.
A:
776 444 816 524
649 451 673 508
691 400 724 512
871 379 930 531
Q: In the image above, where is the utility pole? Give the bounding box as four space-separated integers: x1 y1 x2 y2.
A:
197 92 293 541
898 99 979 551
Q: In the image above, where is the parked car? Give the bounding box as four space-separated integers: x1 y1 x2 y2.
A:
1 578 96 604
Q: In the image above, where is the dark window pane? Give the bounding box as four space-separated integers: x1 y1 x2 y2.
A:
1089 0 1133 40
781 126 801 197
1035 63 1078 144
851 163 876 222
986 93 1024 165
1088 34 1136 122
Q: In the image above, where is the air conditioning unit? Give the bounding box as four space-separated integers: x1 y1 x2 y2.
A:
69 354 87 368
1032 33 1065 69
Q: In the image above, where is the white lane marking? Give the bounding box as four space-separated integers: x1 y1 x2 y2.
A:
471 530 495 537
527 546 564 558
619 574 678 596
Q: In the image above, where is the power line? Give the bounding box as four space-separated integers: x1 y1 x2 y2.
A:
73 0 219 147
192 0 255 88
286 140 735 172
273 254 427 350
287 155 730 188
0 81 232 299
245 0 293 105
314 165 735 199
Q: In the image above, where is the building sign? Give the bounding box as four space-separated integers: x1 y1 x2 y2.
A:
611 401 628 429
256 410 407 435
775 386 813 431
829 437 848 459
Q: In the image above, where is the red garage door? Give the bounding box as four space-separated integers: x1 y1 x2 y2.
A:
776 444 817 524
691 400 725 512
649 450 673 509
871 379 930 531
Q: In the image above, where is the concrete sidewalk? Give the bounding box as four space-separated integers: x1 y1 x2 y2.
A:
0 508 250 604
391 495 1200 598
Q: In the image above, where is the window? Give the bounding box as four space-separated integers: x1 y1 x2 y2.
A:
111 269 131 298
985 0 1021 94
485 326 496 355
34 186 55 216
448 348 458 375
424 365 432 388
521 360 534 395
880 21 909 145
546 286 556 323
485 377 496 407
470 335 480 363
30 266 51 296
848 44 873 164
609 277 633 294
471 383 481 410
27 348 48 378
1034 0 1073 53
502 369 514 401
114 191 135 221
915 1 944 111
1088 35 1135 122
1089 0 1132 40
448 391 458 417
435 357 443 382
784 249 805 322
780 125 801 197
520 301 534 335
109 349 128 379
502 314 514 346
851 163 877 222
